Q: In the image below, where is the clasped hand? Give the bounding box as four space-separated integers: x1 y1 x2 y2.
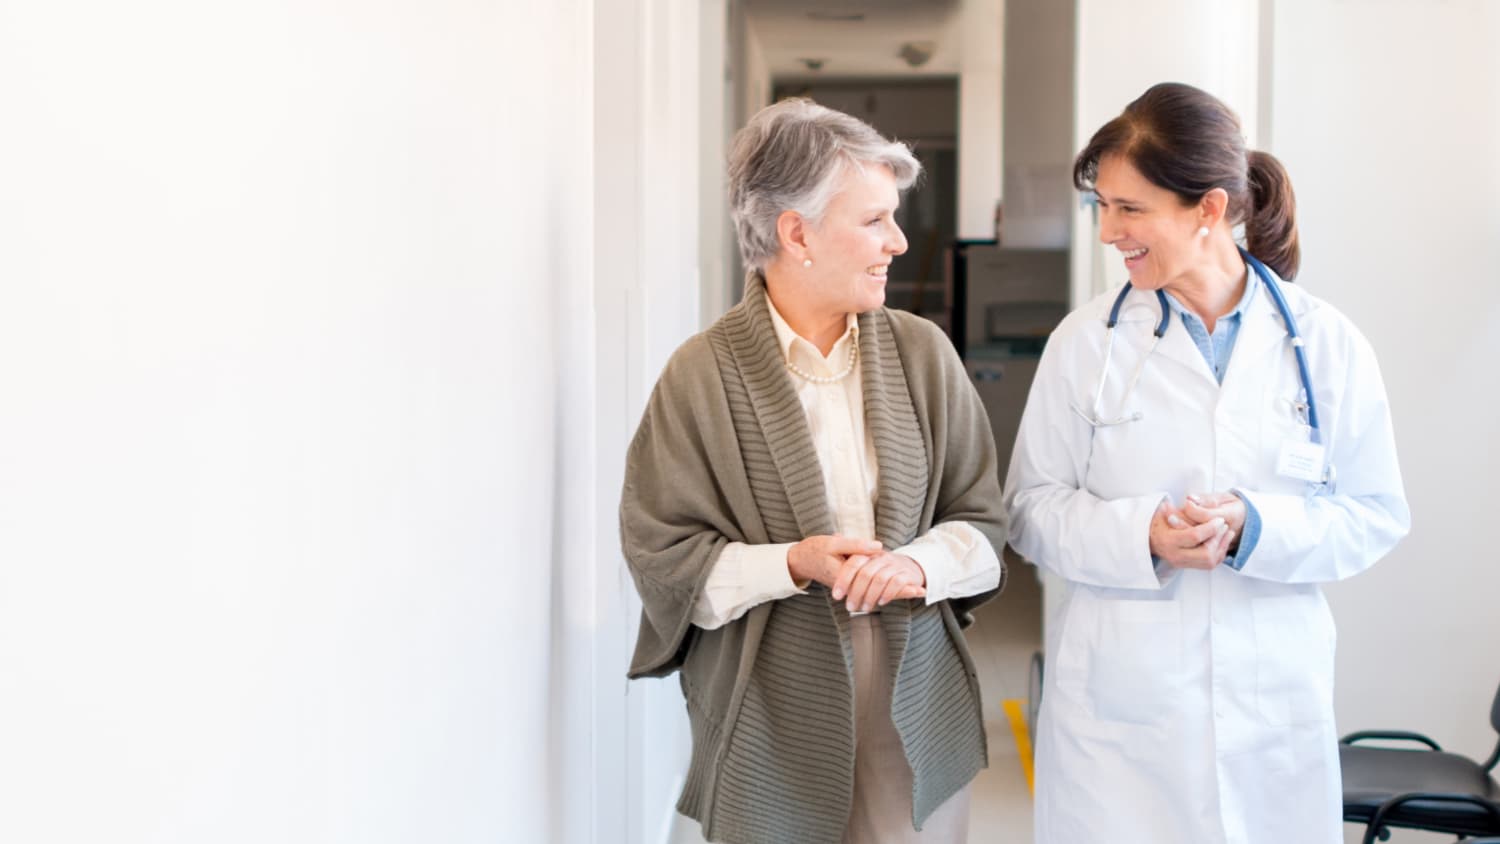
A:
1148 492 1246 570
787 535 926 613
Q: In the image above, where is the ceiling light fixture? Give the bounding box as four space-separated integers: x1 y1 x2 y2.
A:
806 11 866 22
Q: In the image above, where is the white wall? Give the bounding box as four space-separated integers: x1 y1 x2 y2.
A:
1269 0 1500 778
734 4 773 127
1070 0 1261 306
1000 0 1074 249
599 3 717 842
700 0 733 326
958 0 1005 240
0 2 712 843
723 0 772 301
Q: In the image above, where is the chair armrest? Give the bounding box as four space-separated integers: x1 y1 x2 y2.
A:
1361 793 1500 844
1481 736 1499 773
1340 730 1442 751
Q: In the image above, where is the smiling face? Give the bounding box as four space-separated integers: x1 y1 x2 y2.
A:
799 162 909 314
1094 153 1210 291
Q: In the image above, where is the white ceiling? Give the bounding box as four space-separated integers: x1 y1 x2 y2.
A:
745 0 964 78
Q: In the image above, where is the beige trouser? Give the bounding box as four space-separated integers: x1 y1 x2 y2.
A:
844 614 972 844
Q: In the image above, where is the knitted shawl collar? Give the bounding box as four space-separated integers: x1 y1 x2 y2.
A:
716 273 929 551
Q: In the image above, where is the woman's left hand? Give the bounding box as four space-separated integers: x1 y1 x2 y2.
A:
831 552 926 613
1180 492 1247 551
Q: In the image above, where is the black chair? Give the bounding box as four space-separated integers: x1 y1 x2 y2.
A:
1341 679 1500 843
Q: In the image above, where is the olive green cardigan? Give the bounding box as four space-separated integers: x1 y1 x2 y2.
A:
621 275 1007 844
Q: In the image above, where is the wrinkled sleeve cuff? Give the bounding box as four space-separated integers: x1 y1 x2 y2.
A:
894 522 1001 604
689 541 801 630
1223 490 1263 572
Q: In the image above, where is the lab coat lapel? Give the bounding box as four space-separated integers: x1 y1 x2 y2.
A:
1107 286 1210 385
1221 282 1289 393
1151 306 1218 386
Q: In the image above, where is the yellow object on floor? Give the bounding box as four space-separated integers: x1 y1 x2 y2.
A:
1001 699 1035 796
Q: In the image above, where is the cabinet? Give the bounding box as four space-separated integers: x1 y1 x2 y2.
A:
966 354 1040 479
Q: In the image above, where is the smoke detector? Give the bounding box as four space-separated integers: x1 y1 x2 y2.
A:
898 41 935 68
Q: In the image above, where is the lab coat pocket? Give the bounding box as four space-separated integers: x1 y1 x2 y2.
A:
1084 599 1185 726
1262 389 1327 496
1252 594 1335 725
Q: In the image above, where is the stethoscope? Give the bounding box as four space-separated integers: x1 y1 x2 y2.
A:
1073 247 1333 485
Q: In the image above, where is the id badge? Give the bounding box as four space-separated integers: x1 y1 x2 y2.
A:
1276 439 1326 483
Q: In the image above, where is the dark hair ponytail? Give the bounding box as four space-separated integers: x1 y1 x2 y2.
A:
1246 150 1300 280
1074 82 1303 281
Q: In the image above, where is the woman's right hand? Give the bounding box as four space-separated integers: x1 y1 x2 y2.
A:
787 535 884 589
1149 500 1235 570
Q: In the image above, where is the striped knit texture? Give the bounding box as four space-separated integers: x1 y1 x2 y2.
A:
681 276 987 843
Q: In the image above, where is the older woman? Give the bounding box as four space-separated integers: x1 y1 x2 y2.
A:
621 99 1007 844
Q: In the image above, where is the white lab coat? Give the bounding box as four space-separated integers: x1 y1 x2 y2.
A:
1004 273 1410 844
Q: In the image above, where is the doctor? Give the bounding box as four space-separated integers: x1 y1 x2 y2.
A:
1004 82 1410 843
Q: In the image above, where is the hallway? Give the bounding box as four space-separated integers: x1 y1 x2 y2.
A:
3 2 1497 843
965 562 1043 841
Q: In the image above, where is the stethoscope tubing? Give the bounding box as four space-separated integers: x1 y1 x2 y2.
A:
1100 247 1321 443
1241 250 1321 443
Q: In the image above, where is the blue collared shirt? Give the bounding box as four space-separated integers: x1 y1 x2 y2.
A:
1161 268 1256 384
1161 266 1263 571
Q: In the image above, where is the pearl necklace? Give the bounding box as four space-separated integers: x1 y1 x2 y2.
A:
785 341 858 384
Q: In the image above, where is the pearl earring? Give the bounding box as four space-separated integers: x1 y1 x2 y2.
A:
803 258 813 268
1196 226 1210 238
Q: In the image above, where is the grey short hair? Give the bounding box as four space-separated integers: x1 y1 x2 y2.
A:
727 98 922 271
